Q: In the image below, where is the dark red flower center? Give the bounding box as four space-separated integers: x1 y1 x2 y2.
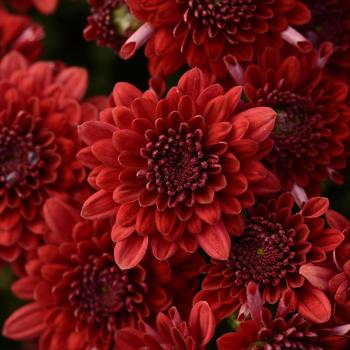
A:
302 0 350 54
0 125 40 188
88 0 139 48
185 0 257 34
140 124 219 205
259 91 323 168
227 216 296 286
69 256 145 328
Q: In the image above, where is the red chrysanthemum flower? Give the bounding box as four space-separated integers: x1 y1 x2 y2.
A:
77 67 280 268
217 282 349 350
0 7 44 60
5 0 58 14
115 301 215 350
300 0 350 79
226 46 350 196
3 198 204 350
121 0 311 79
84 0 141 54
0 51 95 263
195 193 344 323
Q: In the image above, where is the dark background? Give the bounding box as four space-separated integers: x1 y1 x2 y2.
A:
1 0 350 348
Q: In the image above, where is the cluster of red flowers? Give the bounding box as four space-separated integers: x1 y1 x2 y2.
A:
1 1 350 349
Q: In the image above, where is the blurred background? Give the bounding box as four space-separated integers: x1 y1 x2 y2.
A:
1 0 350 348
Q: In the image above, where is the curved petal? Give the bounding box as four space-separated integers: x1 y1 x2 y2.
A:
3 303 46 340
196 222 230 260
189 302 215 347
114 234 148 269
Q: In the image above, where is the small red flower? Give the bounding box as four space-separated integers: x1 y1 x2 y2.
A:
2 198 204 350
0 7 44 60
122 0 311 79
217 282 349 350
84 0 141 54
78 67 280 268
226 46 350 194
6 0 58 14
0 51 94 263
115 301 215 350
195 193 344 324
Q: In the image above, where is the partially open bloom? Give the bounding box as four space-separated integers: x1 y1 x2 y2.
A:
5 0 58 14
78 67 280 268
300 0 350 79
3 198 204 350
227 47 350 194
195 193 344 323
122 0 311 79
217 282 349 350
84 0 141 54
115 301 215 350
0 7 44 60
0 51 94 263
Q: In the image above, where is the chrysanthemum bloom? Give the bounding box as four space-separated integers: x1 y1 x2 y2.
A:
0 51 94 263
0 7 44 60
300 0 350 79
78 68 280 268
226 46 350 195
217 282 349 350
195 193 344 323
121 0 311 79
115 301 215 350
84 0 141 54
6 0 58 14
3 198 204 350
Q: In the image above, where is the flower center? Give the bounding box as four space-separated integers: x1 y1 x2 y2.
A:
258 90 323 168
89 0 140 47
140 125 216 205
185 0 257 29
69 256 143 328
227 216 296 286
0 125 40 188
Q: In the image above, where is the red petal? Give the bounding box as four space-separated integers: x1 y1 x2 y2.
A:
78 121 116 145
114 234 148 269
111 223 135 242
91 139 119 167
3 303 46 340
113 82 142 107
189 302 215 347
300 263 336 290
33 0 58 14
237 107 276 143
246 282 263 325
196 222 230 259
302 197 329 218
56 67 87 99
82 190 116 219
326 209 350 231
178 67 207 100
151 235 178 260
297 285 331 323
194 201 221 225
43 198 80 243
